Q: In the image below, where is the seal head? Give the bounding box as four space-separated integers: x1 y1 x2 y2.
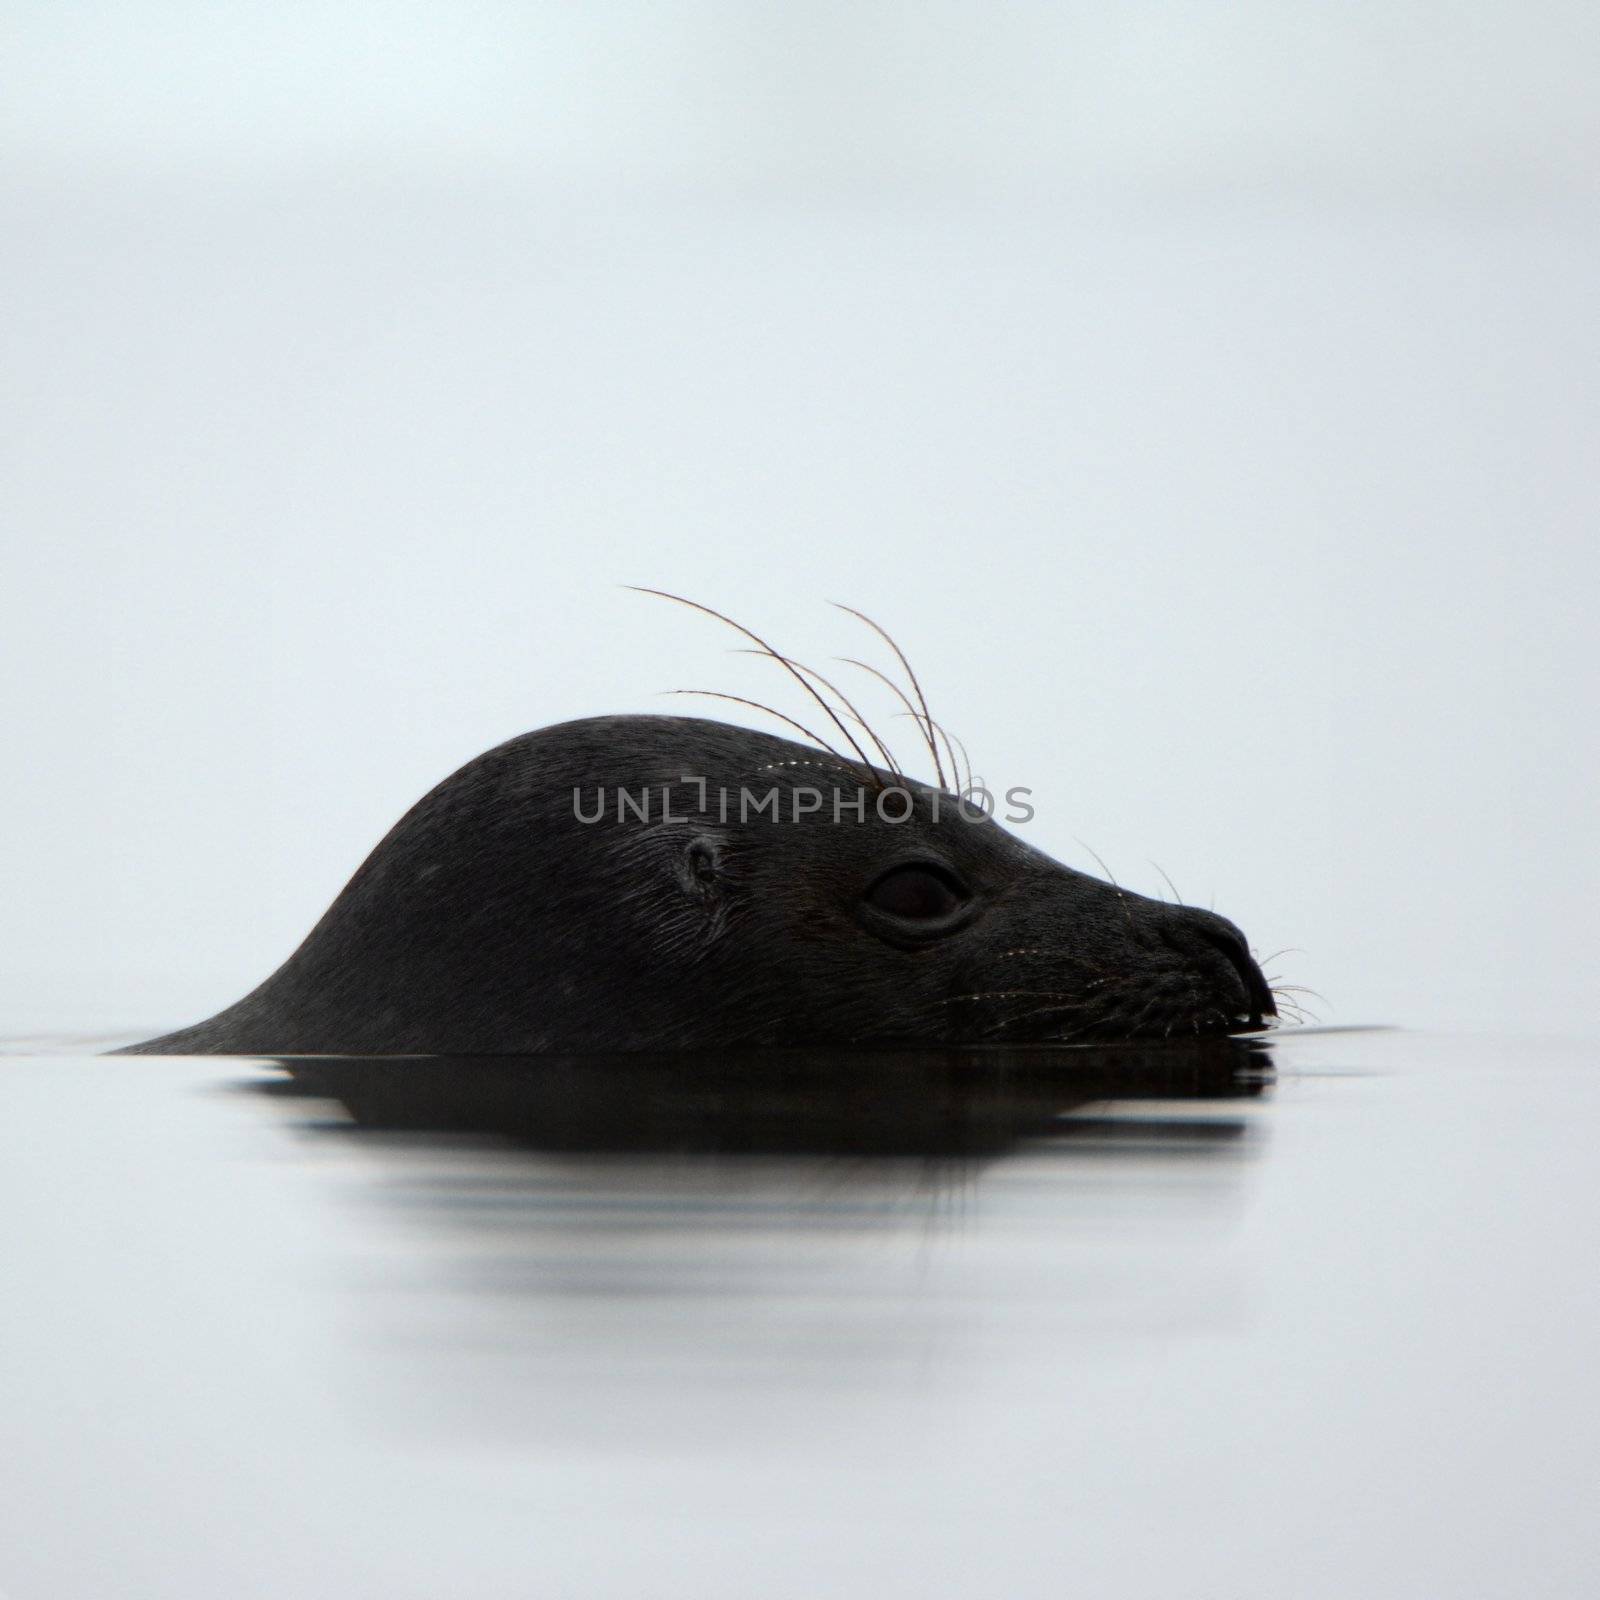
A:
124 715 1275 1054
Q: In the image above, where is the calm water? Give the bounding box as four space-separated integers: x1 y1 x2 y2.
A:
2 1028 1596 1598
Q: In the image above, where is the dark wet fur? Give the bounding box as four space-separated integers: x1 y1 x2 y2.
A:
123 716 1275 1055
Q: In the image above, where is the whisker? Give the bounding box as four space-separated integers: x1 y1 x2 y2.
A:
835 656 976 799
979 1000 1099 1038
893 713 963 799
630 587 882 788
830 603 948 790
1256 947 1305 968
1268 989 1304 1011
991 950 1121 975
730 648 903 779
934 988 1085 1007
1267 989 1325 1022
662 691 857 771
1148 860 1184 905
1118 990 1169 1037
942 725 976 798
1270 984 1328 1004
1074 837 1136 932
1269 991 1316 1024
837 659 933 770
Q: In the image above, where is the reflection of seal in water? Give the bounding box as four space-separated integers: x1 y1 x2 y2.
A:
123 714 1276 1055
258 1040 1274 1157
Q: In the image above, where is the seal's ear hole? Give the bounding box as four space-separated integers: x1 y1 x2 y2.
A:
864 862 968 923
675 834 725 908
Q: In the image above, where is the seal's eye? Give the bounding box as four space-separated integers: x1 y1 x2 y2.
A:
864 863 968 922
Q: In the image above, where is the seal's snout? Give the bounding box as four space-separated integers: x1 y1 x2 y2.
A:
1167 909 1277 1030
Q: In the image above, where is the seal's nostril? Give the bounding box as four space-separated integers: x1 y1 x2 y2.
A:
1189 921 1277 1026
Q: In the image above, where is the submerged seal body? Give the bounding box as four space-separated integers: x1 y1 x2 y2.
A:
125 715 1275 1054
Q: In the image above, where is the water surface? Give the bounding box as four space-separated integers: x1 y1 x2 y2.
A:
1 1029 1595 1598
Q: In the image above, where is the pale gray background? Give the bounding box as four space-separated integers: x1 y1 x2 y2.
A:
3 16 1600 1600
3 1 1597 1040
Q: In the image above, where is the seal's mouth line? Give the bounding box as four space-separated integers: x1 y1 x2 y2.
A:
949 962 1276 1044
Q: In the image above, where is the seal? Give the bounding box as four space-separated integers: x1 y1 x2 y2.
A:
122 714 1276 1055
